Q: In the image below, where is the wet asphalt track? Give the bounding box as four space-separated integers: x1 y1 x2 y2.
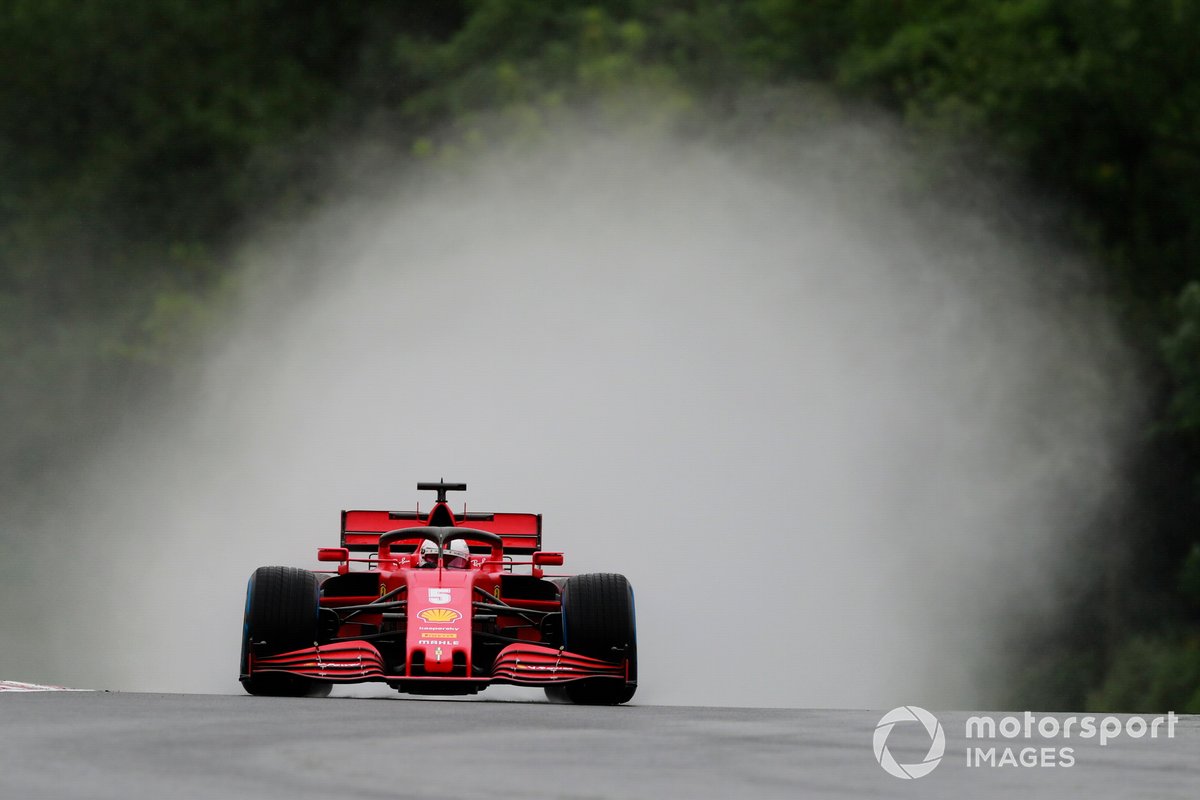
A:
0 692 1196 799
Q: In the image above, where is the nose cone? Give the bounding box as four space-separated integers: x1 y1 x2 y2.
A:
406 569 473 675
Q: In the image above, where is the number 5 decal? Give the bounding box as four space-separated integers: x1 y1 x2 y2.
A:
428 588 451 604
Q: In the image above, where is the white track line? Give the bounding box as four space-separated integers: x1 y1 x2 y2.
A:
0 680 91 692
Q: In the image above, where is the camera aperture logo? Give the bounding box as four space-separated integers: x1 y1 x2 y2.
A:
873 706 946 779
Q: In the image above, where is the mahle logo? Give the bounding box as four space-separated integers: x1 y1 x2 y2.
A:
874 706 946 779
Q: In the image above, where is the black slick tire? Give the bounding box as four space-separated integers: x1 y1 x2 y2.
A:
545 572 637 705
240 566 326 697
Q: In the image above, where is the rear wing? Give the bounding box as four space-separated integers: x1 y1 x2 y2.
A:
340 510 543 555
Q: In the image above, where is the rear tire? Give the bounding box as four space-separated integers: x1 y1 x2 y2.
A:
240 566 326 697
545 572 637 705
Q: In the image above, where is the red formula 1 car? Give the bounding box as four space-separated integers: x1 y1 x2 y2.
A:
239 481 637 704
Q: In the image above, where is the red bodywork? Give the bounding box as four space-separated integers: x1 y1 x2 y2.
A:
243 493 632 696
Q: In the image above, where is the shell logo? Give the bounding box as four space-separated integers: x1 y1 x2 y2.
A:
416 607 462 624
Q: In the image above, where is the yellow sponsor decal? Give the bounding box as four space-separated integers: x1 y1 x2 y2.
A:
420 632 458 639
416 607 462 623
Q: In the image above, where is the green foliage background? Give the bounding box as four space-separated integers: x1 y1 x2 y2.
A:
3 0 1199 710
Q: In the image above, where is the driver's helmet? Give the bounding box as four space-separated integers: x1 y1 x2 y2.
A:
418 539 440 568
445 539 471 569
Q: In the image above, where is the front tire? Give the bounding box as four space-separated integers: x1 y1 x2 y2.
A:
240 566 325 697
545 572 637 705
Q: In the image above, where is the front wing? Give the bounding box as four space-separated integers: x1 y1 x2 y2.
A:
247 641 629 686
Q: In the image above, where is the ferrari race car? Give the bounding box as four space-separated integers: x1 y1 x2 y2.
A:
239 481 637 704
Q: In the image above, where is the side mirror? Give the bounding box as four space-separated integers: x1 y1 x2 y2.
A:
317 547 349 563
532 551 564 566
